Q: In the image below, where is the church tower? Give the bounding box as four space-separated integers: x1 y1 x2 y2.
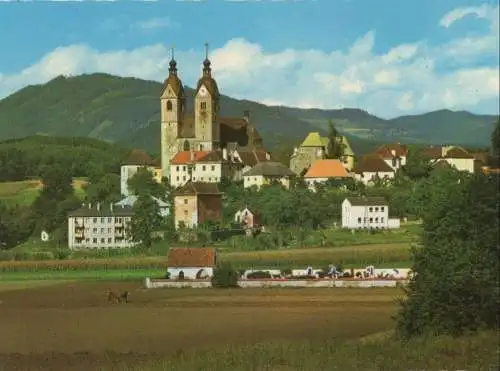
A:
160 48 185 179
194 43 220 151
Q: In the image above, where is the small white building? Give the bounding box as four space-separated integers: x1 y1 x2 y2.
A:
352 156 395 186
303 159 353 191
341 196 400 229
169 150 229 187
166 247 217 280
243 161 295 190
120 165 162 196
373 143 409 171
67 203 136 249
115 195 170 217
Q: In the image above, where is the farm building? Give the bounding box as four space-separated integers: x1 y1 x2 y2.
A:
341 196 400 230
167 247 217 280
234 207 261 228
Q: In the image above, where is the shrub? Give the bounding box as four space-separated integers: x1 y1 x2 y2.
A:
54 249 71 260
211 262 239 288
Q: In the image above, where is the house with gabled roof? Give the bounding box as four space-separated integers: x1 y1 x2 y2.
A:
373 143 409 171
173 182 223 229
341 196 400 229
289 132 355 175
243 162 295 190
422 145 475 173
167 247 217 280
234 206 261 229
303 159 353 191
352 155 395 186
231 148 273 181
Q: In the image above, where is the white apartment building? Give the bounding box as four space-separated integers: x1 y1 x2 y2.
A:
67 203 136 249
341 197 400 229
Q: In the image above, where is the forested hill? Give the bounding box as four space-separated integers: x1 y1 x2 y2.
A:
0 73 497 156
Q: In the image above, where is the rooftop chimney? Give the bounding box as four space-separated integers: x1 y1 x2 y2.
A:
391 149 396 157
88 203 92 209
110 203 114 212
97 203 100 212
222 148 228 161
190 149 195 162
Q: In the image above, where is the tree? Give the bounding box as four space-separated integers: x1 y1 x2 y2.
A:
395 170 499 339
129 194 162 247
401 146 433 181
211 261 239 288
127 167 166 200
326 120 345 160
84 173 121 203
489 120 499 167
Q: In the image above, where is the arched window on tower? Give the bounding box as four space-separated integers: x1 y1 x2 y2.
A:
166 101 173 111
200 102 207 110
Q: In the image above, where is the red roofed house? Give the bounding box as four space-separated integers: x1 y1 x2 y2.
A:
352 155 395 186
174 182 222 229
169 150 231 187
167 247 217 280
373 143 409 171
303 159 353 191
422 145 475 173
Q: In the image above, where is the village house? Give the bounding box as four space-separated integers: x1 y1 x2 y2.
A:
243 162 295 190
169 150 229 187
373 143 409 171
341 197 400 230
422 145 476 173
166 247 217 280
234 207 262 235
120 165 162 197
303 159 353 191
289 132 355 175
115 195 170 217
230 148 273 181
352 155 395 186
173 182 222 229
67 203 136 249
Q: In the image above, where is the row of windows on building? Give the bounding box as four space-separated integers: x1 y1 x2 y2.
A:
75 237 126 244
175 176 220 182
166 101 209 111
368 206 385 212
76 227 125 234
175 165 217 171
357 217 385 223
77 217 130 224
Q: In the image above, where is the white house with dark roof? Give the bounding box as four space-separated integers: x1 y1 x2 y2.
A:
422 145 476 173
167 247 217 280
373 143 409 171
67 203 136 249
341 197 400 229
243 161 295 190
352 155 395 186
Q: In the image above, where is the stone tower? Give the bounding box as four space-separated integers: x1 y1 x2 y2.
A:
160 48 185 179
193 43 220 151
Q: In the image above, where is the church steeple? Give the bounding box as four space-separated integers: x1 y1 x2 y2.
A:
202 42 212 77
168 46 178 75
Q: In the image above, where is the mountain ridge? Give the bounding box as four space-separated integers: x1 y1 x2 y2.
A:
0 73 496 155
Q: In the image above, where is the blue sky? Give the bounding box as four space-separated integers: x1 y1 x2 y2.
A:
0 0 498 118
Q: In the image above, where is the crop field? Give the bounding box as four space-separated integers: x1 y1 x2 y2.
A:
0 281 401 370
0 178 87 205
0 243 412 281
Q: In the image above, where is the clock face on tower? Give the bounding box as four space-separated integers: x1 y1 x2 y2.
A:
199 86 207 97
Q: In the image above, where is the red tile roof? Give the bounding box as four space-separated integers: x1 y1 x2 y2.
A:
374 143 409 158
171 151 219 165
304 159 350 178
353 155 394 173
167 248 217 268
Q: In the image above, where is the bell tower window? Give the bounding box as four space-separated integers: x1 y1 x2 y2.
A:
200 102 207 110
166 101 173 111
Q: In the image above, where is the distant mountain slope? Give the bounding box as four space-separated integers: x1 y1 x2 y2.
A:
0 73 496 156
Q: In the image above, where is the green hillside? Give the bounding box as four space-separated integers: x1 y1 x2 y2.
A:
0 73 497 156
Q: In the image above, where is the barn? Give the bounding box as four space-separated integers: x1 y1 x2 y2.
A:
166 247 217 280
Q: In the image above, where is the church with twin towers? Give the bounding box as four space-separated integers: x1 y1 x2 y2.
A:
160 43 263 177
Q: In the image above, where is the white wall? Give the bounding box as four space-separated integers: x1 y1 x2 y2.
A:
444 158 475 173
243 175 290 189
341 199 395 229
170 162 222 187
68 215 135 249
167 267 214 280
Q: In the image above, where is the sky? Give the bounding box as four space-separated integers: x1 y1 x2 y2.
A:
0 0 498 119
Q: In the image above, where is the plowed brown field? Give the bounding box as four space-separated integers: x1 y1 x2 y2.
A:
0 281 401 371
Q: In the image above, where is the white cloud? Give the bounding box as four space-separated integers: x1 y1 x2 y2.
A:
439 4 498 28
134 17 179 30
0 5 499 119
